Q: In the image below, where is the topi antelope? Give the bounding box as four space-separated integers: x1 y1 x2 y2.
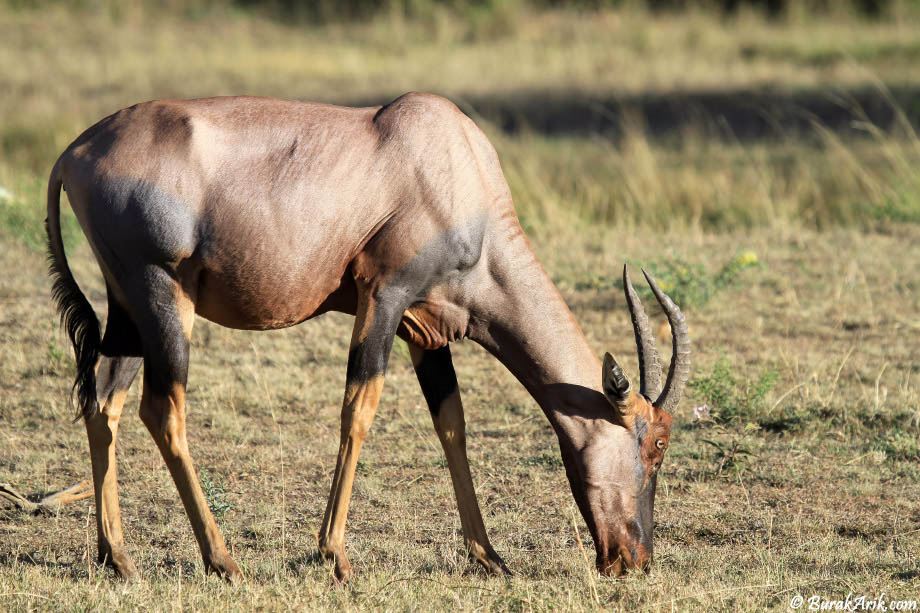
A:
47 93 689 582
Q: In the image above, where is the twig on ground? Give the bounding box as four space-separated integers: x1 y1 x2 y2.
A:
0 481 92 515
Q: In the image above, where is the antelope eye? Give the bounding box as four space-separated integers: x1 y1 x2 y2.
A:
655 439 665 450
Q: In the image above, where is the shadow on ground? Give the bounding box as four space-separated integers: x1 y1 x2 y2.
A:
349 84 920 142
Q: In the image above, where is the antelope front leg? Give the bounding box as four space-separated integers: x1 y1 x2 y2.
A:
410 345 511 575
318 294 398 583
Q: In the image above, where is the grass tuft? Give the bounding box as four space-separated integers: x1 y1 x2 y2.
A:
199 468 234 519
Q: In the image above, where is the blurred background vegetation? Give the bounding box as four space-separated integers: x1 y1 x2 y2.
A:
2 0 906 22
1 0 919 238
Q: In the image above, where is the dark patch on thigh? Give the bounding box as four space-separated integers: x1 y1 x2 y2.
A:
95 356 143 405
100 289 143 359
412 346 458 417
96 294 144 404
87 177 197 266
121 268 193 398
140 319 190 398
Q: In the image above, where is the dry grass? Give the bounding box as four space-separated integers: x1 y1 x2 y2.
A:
2 224 918 611
3 4 920 229
1 4 919 611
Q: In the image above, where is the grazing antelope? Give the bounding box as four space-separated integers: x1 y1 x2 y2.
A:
46 93 689 582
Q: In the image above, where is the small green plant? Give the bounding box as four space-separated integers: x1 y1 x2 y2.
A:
46 340 66 371
702 438 749 474
701 423 761 474
575 251 762 309
199 468 233 519
0 192 44 250
689 354 778 424
520 452 563 469
643 251 763 308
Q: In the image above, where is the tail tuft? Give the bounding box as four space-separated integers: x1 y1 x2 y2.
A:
46 160 100 421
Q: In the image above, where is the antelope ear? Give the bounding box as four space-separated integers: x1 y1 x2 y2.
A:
602 352 633 414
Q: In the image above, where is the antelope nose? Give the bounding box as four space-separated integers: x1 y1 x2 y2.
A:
597 555 625 577
596 542 652 576
633 545 652 572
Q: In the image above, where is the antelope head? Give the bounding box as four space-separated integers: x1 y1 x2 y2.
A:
576 266 690 576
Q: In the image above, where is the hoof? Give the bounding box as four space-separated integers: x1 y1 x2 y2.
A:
99 544 139 580
205 553 244 584
469 543 512 576
319 543 352 584
332 558 352 584
597 556 626 577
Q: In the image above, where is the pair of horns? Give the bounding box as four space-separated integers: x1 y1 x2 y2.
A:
603 266 691 413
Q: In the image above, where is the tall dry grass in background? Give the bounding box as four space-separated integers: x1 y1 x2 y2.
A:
2 2 919 243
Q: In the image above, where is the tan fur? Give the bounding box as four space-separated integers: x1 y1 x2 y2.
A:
317 374 385 581
139 382 241 582
53 92 684 582
84 386 134 577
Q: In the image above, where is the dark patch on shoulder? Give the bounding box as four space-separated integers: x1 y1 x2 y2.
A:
377 212 487 306
413 346 457 417
344 214 487 386
287 137 299 159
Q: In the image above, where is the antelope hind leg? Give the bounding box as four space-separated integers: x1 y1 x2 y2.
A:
133 270 242 583
85 296 143 579
409 344 511 576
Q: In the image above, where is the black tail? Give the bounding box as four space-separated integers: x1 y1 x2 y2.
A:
46 156 100 421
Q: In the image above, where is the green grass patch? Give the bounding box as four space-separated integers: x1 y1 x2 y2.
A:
576 251 762 309
0 170 84 252
199 468 234 519
867 193 920 223
688 353 779 425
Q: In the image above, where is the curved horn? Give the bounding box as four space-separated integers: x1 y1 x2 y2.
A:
623 265 662 399
642 269 691 412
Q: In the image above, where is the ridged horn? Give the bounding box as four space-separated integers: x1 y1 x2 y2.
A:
623 265 662 400
642 269 691 412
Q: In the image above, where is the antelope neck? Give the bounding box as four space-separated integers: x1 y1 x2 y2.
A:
467 224 613 442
